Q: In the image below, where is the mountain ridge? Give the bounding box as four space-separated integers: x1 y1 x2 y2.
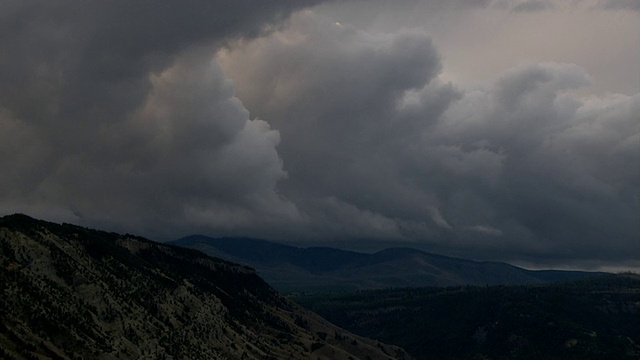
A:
0 214 410 359
170 235 606 293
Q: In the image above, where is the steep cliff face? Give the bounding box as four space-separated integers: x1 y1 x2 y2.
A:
0 214 410 360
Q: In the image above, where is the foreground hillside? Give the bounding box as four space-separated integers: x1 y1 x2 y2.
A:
172 236 603 293
293 275 640 359
0 214 410 360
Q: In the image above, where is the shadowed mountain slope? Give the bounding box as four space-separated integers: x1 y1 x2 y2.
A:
0 214 410 360
171 236 605 293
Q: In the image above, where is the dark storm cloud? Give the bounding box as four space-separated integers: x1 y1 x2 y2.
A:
510 0 554 12
221 13 639 265
220 12 459 239
1 0 322 122
432 63 639 261
1 1 637 268
491 0 555 12
597 0 640 11
0 0 325 237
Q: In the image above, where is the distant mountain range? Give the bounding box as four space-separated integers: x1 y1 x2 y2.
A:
0 214 410 360
170 235 606 293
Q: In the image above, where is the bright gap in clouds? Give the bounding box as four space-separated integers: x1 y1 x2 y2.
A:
313 0 640 96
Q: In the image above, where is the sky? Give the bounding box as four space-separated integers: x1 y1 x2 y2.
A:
1 0 638 271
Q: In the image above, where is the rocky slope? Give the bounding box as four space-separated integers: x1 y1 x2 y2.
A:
0 214 410 360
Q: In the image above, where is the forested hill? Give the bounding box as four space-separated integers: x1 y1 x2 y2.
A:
293 274 640 360
0 214 410 360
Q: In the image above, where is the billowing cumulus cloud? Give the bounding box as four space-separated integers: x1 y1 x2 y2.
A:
220 12 459 238
1 1 638 269
0 0 323 237
431 64 639 263
220 11 639 266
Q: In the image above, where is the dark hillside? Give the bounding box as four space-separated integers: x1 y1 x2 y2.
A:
173 235 369 273
292 275 640 359
0 214 410 360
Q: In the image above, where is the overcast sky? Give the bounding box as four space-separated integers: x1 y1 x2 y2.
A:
1 0 638 271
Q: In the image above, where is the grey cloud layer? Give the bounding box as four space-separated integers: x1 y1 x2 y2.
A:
221 12 639 264
0 0 323 237
1 2 637 267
